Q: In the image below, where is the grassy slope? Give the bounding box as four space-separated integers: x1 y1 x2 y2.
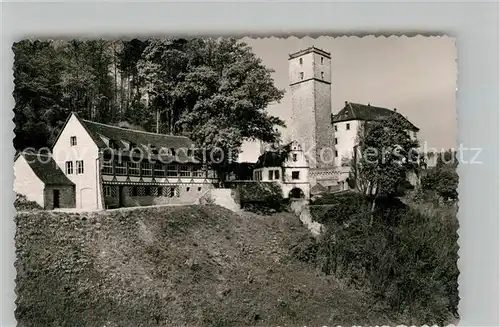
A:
15 205 402 327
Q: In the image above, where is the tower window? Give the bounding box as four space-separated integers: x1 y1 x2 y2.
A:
321 57 324 64
299 58 303 65
346 123 351 130
299 72 304 80
292 171 300 180
321 72 324 79
70 136 77 146
292 153 298 162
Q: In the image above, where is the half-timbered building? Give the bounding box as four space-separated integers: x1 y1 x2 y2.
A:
47 112 218 210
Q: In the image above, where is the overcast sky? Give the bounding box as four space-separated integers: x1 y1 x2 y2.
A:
238 35 457 162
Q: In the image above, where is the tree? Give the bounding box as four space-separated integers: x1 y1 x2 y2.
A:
421 150 458 202
351 116 420 223
138 38 286 182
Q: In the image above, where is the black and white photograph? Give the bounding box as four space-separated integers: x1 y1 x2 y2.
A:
13 36 458 327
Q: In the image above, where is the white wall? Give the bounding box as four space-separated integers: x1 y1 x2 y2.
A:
14 155 45 207
333 119 360 166
52 114 102 210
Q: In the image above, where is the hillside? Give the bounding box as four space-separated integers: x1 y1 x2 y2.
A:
15 205 402 327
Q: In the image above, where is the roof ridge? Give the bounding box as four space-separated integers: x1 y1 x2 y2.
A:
21 151 52 157
81 119 190 139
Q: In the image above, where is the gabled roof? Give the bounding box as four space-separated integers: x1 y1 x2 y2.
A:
331 102 419 132
17 152 75 186
80 119 195 150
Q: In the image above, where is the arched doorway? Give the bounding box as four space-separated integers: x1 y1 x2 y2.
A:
289 187 304 199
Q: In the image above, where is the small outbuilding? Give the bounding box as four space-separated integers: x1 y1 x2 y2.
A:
14 152 76 209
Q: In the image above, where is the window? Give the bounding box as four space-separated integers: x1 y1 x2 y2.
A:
141 162 152 176
299 58 303 65
104 185 112 197
292 153 297 162
299 72 304 80
346 123 350 130
198 187 202 192
321 71 324 79
335 138 338 145
268 170 274 180
321 57 324 64
154 163 165 177
186 187 190 192
76 160 84 174
162 186 179 198
70 136 77 146
102 160 113 174
170 148 176 156
128 161 140 176
65 161 73 174
334 125 338 132
179 165 191 177
167 165 178 177
274 170 280 180
192 168 205 177
292 171 300 180
335 150 338 157
115 159 127 175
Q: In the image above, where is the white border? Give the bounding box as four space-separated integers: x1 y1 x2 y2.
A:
1 2 499 327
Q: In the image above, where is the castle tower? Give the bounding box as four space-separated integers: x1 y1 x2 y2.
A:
289 47 335 169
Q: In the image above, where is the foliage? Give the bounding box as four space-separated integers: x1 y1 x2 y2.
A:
351 116 421 200
137 38 286 181
421 149 458 202
294 192 459 325
13 38 285 173
14 193 43 211
237 182 286 214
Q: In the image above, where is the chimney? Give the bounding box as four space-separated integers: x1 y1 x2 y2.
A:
368 102 371 106
393 108 397 112
344 101 348 106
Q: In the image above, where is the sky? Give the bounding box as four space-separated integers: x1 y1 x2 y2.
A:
237 35 457 163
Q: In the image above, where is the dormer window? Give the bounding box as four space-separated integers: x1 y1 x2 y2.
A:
70 136 77 146
150 145 158 155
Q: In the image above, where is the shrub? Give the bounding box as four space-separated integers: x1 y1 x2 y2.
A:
294 193 459 325
14 193 43 211
238 182 286 215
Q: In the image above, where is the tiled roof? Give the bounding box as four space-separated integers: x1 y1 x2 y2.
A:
18 152 75 186
78 115 197 163
331 102 419 131
81 119 195 150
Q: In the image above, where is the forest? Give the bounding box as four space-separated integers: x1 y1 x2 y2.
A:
13 38 285 163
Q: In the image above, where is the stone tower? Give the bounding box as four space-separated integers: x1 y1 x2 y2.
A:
289 47 335 169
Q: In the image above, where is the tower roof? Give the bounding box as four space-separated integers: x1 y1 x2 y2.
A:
289 46 331 60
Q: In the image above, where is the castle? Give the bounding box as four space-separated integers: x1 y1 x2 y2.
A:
259 46 420 198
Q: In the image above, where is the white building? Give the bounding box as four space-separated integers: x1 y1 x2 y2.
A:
16 112 218 210
253 141 310 200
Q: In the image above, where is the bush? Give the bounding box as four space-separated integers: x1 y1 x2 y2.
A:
294 193 459 325
238 182 287 215
14 193 43 211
